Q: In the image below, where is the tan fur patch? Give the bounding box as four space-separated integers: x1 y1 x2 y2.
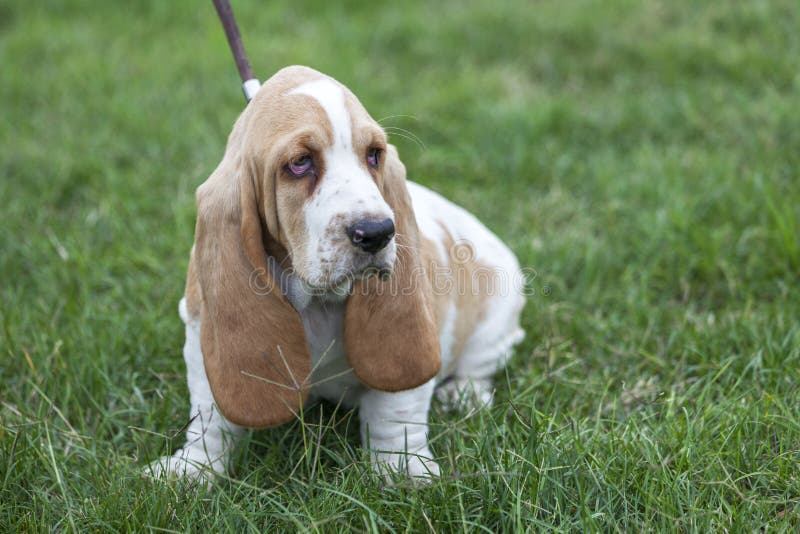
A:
419 235 449 333
436 222 495 375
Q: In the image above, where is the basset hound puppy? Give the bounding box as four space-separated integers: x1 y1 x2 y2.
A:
150 66 525 483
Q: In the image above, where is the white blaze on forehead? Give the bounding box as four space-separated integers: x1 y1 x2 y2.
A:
289 78 352 150
287 77 395 289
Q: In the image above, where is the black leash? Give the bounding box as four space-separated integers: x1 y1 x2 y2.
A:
212 0 260 102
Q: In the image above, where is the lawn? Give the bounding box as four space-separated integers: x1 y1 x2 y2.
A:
1 0 799 530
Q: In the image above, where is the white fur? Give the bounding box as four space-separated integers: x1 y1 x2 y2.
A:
289 79 396 289
438 301 458 374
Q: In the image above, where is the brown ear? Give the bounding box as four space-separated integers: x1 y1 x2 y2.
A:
344 145 442 391
193 147 310 428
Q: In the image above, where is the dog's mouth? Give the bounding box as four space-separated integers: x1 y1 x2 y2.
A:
301 261 394 296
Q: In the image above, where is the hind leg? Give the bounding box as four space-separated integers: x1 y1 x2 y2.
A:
436 295 525 412
436 376 495 411
435 334 518 412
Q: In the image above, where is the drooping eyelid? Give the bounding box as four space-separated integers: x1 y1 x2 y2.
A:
369 130 387 148
369 142 387 155
281 151 315 179
287 150 313 164
277 131 326 164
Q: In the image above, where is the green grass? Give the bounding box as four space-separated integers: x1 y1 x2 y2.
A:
2 0 799 530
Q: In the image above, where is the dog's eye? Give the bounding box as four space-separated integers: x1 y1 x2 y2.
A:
366 147 381 168
287 155 313 177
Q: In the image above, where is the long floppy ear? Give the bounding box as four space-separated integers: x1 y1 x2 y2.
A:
344 145 442 391
193 144 311 428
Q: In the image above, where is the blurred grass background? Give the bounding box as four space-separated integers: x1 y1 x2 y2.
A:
1 0 799 530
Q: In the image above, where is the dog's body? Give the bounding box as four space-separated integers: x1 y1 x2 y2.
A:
151 66 524 482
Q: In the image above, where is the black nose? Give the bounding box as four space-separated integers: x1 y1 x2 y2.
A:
347 218 395 254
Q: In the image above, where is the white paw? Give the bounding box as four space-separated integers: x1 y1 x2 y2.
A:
435 377 494 412
406 452 441 480
146 448 227 487
371 448 440 483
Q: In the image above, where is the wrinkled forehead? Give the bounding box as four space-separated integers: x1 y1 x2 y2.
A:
249 67 384 148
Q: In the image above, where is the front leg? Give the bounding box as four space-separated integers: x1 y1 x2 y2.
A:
149 299 244 484
359 379 440 481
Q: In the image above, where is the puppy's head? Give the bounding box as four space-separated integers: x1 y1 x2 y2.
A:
192 66 441 428
242 67 395 294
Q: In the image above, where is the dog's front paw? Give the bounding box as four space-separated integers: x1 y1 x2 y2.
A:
371 448 440 483
146 448 227 487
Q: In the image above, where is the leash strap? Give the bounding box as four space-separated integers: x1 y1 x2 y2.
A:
212 0 260 102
